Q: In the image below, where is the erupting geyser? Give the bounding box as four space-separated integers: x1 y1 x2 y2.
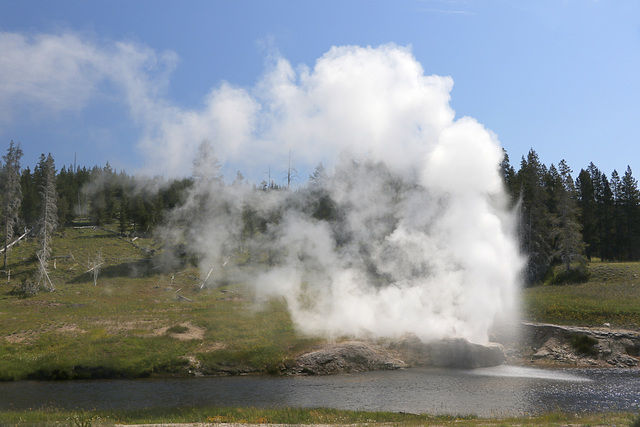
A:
160 44 524 346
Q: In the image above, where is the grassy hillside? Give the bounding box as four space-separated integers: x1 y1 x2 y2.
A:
2 225 640 380
524 261 640 329
0 225 318 380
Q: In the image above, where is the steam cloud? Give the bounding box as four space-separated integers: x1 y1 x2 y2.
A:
164 44 523 345
0 33 521 343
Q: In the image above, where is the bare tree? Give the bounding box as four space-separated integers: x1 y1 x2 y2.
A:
36 153 58 291
39 154 58 265
283 151 298 189
1 141 23 272
86 250 103 286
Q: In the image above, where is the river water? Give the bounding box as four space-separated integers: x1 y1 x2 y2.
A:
1 366 639 417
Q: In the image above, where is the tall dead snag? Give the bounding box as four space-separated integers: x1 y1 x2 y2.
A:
86 250 103 286
1 141 23 273
36 154 58 292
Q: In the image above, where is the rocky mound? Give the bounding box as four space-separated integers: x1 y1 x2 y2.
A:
285 341 407 375
495 322 640 368
286 338 507 375
393 337 507 369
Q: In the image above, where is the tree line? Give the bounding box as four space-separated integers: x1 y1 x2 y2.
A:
2 140 640 286
503 149 640 285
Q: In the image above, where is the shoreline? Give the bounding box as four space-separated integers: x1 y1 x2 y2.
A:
2 322 638 382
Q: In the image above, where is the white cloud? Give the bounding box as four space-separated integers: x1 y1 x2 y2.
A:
0 31 176 146
0 32 102 115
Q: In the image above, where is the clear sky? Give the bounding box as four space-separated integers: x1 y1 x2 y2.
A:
1 0 639 182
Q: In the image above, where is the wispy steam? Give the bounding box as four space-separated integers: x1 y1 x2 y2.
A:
164 44 523 344
0 30 521 343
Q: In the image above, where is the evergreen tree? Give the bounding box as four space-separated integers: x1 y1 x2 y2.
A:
516 149 553 284
611 169 624 260
20 166 39 226
597 172 615 261
55 165 79 225
500 150 518 205
618 166 640 260
576 169 596 260
1 141 24 271
552 160 585 272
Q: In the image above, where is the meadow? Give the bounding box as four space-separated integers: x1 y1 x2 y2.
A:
2 225 640 381
524 261 640 329
0 225 319 381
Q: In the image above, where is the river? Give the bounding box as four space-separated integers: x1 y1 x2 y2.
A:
1 366 639 417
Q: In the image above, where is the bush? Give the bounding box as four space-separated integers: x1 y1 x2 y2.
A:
166 325 189 334
10 273 42 297
545 264 590 285
570 334 599 356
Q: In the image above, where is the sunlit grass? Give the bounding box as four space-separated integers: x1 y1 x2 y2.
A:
0 225 318 380
524 261 640 328
4 224 640 381
0 406 635 426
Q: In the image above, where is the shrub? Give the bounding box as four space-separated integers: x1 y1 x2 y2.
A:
545 264 590 285
166 325 189 334
10 274 42 297
570 334 599 357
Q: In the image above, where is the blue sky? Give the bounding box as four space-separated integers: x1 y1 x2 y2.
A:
1 0 639 183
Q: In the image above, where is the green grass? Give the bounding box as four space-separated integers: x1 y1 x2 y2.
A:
0 406 635 426
0 225 319 380
3 225 640 381
524 261 640 328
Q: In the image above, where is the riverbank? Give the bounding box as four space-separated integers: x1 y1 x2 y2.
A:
499 322 640 368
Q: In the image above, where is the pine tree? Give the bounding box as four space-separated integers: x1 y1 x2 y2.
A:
619 166 640 260
597 172 615 261
20 167 39 226
552 160 585 272
500 150 517 205
576 169 596 260
1 141 24 272
611 170 625 260
516 149 553 284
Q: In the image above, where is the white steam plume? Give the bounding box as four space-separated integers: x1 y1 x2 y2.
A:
162 44 523 345
0 31 521 343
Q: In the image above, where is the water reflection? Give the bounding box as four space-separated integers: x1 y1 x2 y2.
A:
468 365 591 382
1 367 638 416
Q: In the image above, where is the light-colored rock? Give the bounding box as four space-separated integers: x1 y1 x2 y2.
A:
497 322 640 368
287 341 406 375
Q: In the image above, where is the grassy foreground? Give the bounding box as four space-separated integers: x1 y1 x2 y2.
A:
0 225 319 381
0 406 637 426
